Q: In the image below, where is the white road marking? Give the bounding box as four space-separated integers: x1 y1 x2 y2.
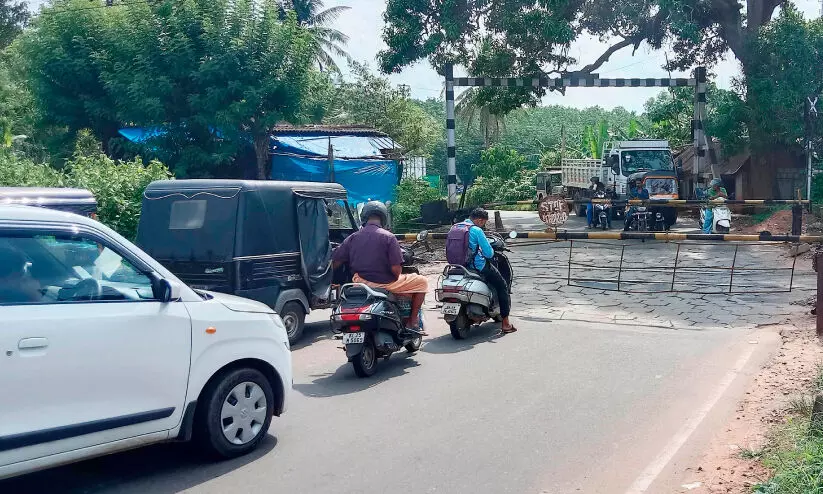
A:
624 344 757 494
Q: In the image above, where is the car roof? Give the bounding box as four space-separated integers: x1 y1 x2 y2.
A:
0 204 98 225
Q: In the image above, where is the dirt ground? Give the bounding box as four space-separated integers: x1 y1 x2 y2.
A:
679 315 823 493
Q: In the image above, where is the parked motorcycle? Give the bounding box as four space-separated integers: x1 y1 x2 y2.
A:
330 231 428 378
436 231 517 339
592 190 612 230
699 198 732 233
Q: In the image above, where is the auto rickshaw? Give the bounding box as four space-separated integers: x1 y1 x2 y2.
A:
136 180 359 344
0 187 98 218
626 171 679 229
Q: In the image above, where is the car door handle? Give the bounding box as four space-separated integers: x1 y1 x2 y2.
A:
18 338 49 350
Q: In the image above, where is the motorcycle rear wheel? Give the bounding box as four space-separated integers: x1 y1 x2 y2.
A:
449 310 471 340
351 337 378 378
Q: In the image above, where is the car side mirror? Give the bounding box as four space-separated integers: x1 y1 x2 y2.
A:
154 278 181 302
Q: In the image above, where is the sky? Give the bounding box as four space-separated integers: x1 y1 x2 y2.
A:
24 0 823 112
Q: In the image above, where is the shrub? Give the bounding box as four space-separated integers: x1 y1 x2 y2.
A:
0 149 171 240
392 178 442 231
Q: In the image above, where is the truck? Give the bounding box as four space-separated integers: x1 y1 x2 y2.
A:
535 170 563 201
560 139 680 228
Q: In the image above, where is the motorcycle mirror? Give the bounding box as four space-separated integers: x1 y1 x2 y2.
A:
508 231 518 239
416 230 429 241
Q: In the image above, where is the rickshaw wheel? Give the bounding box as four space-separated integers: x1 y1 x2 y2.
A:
281 302 305 344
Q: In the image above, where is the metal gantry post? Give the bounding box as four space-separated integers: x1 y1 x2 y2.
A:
444 63 458 210
692 67 707 190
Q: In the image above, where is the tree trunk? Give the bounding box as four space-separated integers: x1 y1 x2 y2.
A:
254 132 269 180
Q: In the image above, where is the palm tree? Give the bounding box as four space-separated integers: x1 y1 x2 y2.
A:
288 0 351 73
456 88 507 148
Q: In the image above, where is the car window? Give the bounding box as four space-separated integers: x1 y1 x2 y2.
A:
0 232 156 305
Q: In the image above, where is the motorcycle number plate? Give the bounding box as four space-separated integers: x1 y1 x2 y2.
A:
342 332 365 344
442 302 461 315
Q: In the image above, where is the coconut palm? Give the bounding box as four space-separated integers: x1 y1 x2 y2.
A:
456 88 507 148
288 0 351 72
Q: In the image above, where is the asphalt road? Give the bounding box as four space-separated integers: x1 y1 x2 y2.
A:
2 309 777 494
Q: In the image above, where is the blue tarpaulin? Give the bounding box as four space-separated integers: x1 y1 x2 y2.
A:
270 134 399 205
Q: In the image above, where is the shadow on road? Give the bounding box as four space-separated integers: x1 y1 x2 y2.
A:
291 319 332 351
294 356 421 398
421 323 504 354
0 435 278 494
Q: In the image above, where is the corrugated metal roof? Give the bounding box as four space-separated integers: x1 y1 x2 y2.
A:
270 124 393 138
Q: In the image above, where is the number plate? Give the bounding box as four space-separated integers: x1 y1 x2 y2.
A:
342 332 365 344
442 302 461 315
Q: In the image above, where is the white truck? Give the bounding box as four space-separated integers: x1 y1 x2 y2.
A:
561 140 679 225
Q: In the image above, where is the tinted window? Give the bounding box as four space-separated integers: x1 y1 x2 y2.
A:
169 200 207 230
0 233 156 305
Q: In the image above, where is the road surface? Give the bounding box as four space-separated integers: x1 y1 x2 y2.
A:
3 307 781 493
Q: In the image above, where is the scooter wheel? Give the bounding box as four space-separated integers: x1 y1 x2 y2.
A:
449 310 471 340
351 337 378 378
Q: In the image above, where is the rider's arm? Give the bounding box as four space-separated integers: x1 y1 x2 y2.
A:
387 236 404 281
718 188 728 198
471 226 494 259
331 233 352 269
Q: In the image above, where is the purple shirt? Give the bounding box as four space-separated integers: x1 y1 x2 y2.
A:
332 224 403 284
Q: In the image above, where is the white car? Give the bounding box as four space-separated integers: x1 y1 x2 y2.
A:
0 205 292 480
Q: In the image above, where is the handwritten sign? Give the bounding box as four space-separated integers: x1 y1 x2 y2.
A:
538 195 569 227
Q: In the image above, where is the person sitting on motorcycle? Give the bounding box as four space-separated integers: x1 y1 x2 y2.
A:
702 178 729 234
332 201 428 334
586 177 606 228
458 208 517 334
624 180 650 231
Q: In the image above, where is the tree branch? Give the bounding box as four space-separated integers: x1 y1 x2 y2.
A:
578 36 637 74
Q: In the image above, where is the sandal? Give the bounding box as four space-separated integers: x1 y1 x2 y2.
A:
501 325 518 334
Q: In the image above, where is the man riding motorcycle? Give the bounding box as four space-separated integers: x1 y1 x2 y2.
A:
623 179 650 231
332 201 428 334
702 178 729 234
447 208 517 334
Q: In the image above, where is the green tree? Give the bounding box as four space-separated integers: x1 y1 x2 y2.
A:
189 4 317 179
326 62 439 157
643 84 747 152
21 0 320 178
377 0 812 161
0 0 27 49
289 0 351 72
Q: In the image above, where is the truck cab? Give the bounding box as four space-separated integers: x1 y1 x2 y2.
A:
603 140 676 198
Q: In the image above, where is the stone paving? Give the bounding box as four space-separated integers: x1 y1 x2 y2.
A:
428 239 815 331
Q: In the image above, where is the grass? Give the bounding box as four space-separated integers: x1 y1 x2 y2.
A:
749 205 790 225
753 365 823 493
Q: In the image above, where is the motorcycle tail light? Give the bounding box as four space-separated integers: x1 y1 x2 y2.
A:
335 313 372 322
347 325 361 332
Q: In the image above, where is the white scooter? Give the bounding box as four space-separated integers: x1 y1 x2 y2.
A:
699 197 732 233
435 231 516 340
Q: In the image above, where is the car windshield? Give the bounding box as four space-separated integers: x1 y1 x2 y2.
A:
622 150 673 174
645 177 677 196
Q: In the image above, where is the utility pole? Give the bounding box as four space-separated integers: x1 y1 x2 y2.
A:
806 95 817 201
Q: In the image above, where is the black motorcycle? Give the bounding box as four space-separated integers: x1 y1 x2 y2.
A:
592 190 612 230
330 231 428 377
626 206 652 232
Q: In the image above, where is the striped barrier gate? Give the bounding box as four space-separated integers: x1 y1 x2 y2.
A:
396 231 823 243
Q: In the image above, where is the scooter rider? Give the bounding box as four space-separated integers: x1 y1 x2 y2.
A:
586 176 606 228
624 179 650 231
702 178 729 234
453 208 517 334
332 201 428 334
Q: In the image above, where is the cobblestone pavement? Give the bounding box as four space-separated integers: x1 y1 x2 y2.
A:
428 239 815 331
